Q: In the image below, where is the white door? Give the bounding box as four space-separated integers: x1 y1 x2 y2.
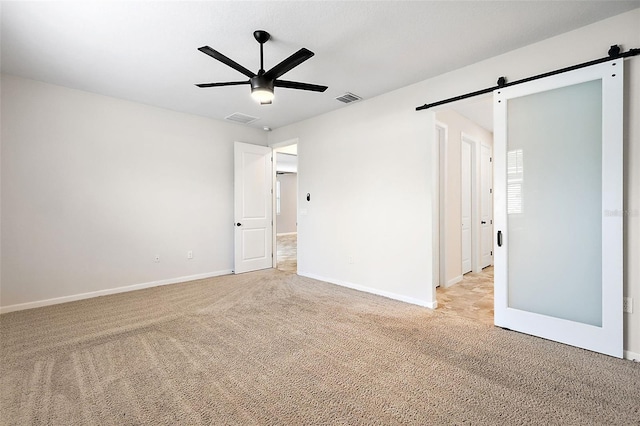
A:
234 142 273 274
493 60 623 357
461 139 472 274
480 143 493 268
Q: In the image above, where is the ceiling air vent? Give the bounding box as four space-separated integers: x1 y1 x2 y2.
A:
335 92 362 104
225 112 259 125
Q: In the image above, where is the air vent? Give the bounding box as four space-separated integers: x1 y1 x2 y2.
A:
225 112 259 125
335 92 362 104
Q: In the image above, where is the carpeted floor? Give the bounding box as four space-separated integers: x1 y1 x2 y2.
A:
1 268 639 425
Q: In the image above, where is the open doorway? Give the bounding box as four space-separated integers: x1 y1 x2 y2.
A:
273 144 298 273
434 96 494 324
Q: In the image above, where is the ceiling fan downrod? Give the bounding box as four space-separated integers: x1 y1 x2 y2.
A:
253 30 270 74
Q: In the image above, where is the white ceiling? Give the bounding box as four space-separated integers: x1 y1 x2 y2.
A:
2 1 638 130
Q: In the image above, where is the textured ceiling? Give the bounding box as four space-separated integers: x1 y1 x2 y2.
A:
2 1 638 130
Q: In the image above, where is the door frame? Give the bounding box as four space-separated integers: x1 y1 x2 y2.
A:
461 132 489 274
270 138 299 269
434 118 493 288
434 122 448 288
479 140 494 269
460 133 477 274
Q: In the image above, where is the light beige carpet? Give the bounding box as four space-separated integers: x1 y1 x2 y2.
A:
1 269 639 425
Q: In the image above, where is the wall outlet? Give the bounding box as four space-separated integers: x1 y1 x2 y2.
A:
154 255 160 263
187 250 193 259
623 297 633 314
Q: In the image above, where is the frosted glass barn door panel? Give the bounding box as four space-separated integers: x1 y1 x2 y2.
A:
493 60 623 358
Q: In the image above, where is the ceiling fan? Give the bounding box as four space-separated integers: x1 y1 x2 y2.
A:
196 30 328 105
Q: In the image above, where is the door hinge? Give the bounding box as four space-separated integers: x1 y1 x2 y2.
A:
491 250 493 256
490 219 493 224
490 157 492 162
489 188 492 194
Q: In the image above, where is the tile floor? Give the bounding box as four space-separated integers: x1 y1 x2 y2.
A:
276 233 297 273
436 267 494 325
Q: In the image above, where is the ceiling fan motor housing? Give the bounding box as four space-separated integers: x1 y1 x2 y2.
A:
250 75 274 92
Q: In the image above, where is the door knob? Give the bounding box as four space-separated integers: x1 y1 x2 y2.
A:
236 223 242 227
481 221 487 224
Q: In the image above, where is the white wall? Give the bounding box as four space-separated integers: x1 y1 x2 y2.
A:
436 109 493 286
0 74 266 310
269 9 640 355
269 90 435 308
276 173 297 234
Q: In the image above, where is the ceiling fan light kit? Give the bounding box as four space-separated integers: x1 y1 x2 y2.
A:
196 30 327 104
250 75 274 104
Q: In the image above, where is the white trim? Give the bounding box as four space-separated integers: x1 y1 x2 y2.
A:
624 350 640 362
299 272 437 309
269 137 299 150
479 140 494 269
445 275 464 288
461 132 483 274
0 270 232 314
271 139 299 268
276 232 297 236
435 121 449 290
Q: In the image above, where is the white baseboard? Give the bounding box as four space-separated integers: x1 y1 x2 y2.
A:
0 270 233 314
444 275 463 288
624 350 640 362
276 232 297 236
299 272 436 309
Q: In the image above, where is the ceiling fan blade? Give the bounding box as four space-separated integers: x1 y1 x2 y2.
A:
274 80 328 92
195 81 250 88
198 46 256 78
264 48 314 80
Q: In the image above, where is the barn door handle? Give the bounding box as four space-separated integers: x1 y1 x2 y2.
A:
497 230 503 247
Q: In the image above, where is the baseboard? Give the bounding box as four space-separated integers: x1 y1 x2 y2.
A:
299 272 436 309
276 232 297 236
624 350 640 362
444 275 463 288
0 270 233 314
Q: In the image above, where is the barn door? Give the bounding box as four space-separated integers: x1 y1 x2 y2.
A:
493 60 623 357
